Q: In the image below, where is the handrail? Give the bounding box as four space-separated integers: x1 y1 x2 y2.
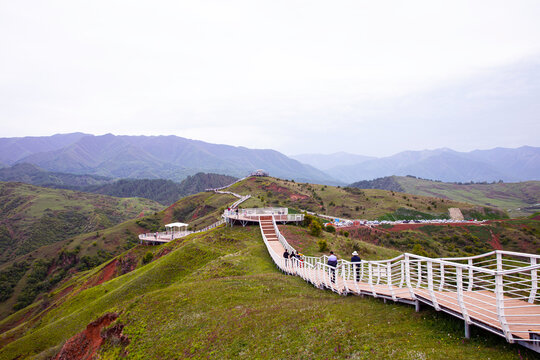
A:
257 215 540 350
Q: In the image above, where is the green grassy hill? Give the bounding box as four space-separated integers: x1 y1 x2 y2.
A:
0 225 532 359
350 176 540 217
0 182 163 265
0 187 236 320
229 176 506 220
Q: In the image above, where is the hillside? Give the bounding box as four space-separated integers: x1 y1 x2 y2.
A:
349 176 540 217
2 133 336 183
0 188 236 319
0 225 530 359
0 163 113 188
0 164 237 205
83 173 237 205
0 182 162 266
227 176 506 221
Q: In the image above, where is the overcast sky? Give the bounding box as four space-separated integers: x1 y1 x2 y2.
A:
1 0 539 156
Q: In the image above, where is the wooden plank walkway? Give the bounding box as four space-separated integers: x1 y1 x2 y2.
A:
254 214 540 352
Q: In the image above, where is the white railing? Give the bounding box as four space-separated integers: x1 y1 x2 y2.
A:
258 217 540 351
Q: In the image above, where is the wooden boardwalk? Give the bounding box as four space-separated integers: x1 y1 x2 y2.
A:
253 214 540 353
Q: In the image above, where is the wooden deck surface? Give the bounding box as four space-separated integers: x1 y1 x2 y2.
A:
259 216 540 343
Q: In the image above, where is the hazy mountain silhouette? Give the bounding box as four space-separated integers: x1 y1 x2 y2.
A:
4 134 335 183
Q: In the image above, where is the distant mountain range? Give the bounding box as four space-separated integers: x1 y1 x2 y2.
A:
294 147 540 183
0 133 334 183
0 163 237 205
1 133 538 184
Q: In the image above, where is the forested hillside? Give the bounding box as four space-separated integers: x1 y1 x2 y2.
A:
0 164 237 205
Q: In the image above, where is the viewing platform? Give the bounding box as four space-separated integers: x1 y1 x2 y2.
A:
223 207 304 226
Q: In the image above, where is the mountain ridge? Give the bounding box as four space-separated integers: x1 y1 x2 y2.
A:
5 134 336 184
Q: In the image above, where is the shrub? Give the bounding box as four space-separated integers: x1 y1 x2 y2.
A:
317 239 329 252
309 221 322 237
142 251 154 265
324 225 336 233
412 244 428 257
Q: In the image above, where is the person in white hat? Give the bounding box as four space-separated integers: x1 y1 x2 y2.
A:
351 251 361 281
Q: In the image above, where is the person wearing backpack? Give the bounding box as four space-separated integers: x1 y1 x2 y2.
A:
328 251 338 284
351 251 361 282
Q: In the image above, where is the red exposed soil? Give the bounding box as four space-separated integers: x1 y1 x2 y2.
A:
54 313 127 360
263 183 293 197
489 230 502 250
383 222 483 232
290 194 309 201
84 259 118 288
279 227 310 253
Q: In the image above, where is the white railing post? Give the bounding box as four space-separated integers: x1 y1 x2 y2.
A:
399 260 404 288
530 257 538 303
467 258 474 291
387 262 396 301
456 267 471 338
341 264 348 294
368 263 377 297
439 264 445 291
404 254 416 300
416 260 422 288
427 261 440 310
495 273 514 343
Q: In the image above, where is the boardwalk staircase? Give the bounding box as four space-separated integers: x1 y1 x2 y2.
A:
260 216 278 242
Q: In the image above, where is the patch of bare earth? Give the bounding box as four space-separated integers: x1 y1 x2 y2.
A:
54 312 129 360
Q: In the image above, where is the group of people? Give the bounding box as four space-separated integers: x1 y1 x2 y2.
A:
283 249 302 266
282 248 363 284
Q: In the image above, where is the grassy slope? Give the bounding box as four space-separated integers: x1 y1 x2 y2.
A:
0 226 532 360
0 181 163 265
0 190 235 321
396 176 540 217
228 177 503 220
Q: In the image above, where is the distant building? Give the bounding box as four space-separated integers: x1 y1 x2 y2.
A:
251 169 269 177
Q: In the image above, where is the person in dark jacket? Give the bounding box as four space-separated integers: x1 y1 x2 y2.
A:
351 251 361 281
283 249 290 267
328 251 338 283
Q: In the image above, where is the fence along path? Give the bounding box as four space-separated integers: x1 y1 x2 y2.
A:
257 214 540 353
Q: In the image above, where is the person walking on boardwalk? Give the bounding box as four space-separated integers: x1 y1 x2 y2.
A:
351 251 361 282
328 251 338 284
283 249 290 267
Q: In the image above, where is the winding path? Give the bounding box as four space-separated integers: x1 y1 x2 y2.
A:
223 210 540 353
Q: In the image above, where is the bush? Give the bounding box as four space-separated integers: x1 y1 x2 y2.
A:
142 251 154 265
317 239 329 252
309 221 322 237
412 244 428 257
324 225 336 233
